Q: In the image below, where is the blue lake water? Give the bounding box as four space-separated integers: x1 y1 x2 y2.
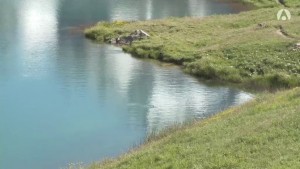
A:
0 0 252 168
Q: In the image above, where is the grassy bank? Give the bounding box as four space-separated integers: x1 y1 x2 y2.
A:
85 7 300 89
82 1 300 168
240 0 299 8
88 88 300 169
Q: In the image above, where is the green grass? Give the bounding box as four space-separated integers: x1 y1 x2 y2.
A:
240 0 300 8
85 7 300 89
82 1 300 168
88 88 300 169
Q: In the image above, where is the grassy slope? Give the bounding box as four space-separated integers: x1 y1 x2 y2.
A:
240 0 299 8
85 7 300 89
90 88 300 169
83 1 300 168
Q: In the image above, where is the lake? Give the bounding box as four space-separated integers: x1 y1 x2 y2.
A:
0 0 252 169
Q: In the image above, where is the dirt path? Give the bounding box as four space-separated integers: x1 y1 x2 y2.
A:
275 27 300 49
275 26 299 41
275 29 293 39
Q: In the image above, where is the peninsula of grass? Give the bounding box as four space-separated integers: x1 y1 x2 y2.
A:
85 7 300 89
87 87 300 169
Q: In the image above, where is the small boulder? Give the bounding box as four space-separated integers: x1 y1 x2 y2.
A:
139 30 150 37
130 29 150 38
292 43 300 51
257 23 268 29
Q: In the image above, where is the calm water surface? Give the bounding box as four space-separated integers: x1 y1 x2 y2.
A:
0 0 252 168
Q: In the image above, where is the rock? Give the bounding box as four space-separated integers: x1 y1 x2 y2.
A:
115 36 121 44
111 29 150 45
139 30 150 37
257 23 268 29
123 35 134 45
293 43 300 51
130 29 150 38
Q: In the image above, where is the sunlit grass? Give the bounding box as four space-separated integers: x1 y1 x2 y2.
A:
240 0 300 8
82 1 300 168
87 88 300 169
85 8 300 89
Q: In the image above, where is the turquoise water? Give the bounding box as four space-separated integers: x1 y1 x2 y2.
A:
0 0 252 168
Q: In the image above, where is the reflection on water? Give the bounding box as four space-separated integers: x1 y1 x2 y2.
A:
0 0 252 169
56 0 251 26
18 0 58 78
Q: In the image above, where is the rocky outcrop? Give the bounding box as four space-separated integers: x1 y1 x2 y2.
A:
109 30 150 45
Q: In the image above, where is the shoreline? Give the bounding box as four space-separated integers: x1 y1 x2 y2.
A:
81 1 300 168
86 87 300 169
85 7 299 90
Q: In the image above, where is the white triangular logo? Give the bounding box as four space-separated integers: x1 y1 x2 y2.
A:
277 9 291 21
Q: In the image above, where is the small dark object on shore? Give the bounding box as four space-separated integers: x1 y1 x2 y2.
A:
292 43 300 51
110 29 150 45
124 35 134 45
116 36 121 44
257 23 268 29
